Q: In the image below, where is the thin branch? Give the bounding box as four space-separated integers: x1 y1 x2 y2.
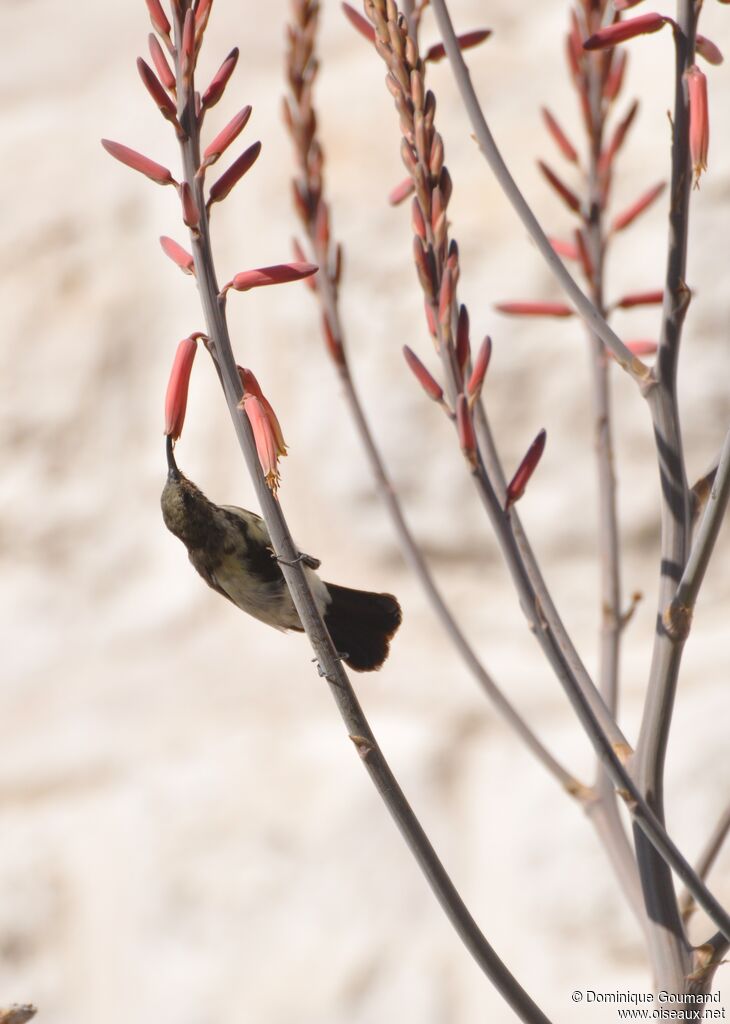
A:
680 803 730 923
284 0 584 799
162 10 555 1019
362 0 730 940
428 0 651 386
632 0 699 985
671 428 730 622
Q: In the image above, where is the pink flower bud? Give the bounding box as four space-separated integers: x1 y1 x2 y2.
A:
160 235 195 274
615 289 663 309
148 34 176 91
549 237 580 260
202 48 239 109
208 142 262 205
686 65 709 187
467 336 492 405
600 99 639 172
341 2 376 44
541 108 578 164
583 13 667 51
223 262 318 294
456 395 478 468
537 161 581 213
137 58 178 124
203 106 252 162
506 429 547 509
604 50 628 102
424 29 492 64
438 267 454 327
165 336 199 440
456 304 470 376
575 229 594 281
182 9 195 78
322 315 346 368
424 301 437 338
101 139 176 186
403 346 444 403
695 35 723 66
146 0 171 41
389 177 415 206
611 182 665 232
495 301 573 318
179 183 200 229
195 0 213 38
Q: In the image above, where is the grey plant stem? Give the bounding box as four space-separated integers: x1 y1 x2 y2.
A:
317 257 583 798
581 30 645 934
428 0 650 387
671 428 730 623
428 0 730 953
633 0 700 991
417 1 730 939
166 13 555 1021
680 803 730 924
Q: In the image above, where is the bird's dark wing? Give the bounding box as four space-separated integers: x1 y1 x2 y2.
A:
219 505 283 585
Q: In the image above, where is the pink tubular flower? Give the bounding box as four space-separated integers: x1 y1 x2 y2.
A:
389 177 415 206
695 35 723 67
467 336 492 406
541 108 578 164
611 182 665 232
165 336 199 440
583 13 667 51
685 65 709 187
238 368 287 494
341 3 377 45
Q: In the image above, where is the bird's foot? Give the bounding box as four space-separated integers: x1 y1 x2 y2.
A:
277 550 321 570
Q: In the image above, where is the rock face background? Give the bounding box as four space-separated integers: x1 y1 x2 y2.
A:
1 1 729 1022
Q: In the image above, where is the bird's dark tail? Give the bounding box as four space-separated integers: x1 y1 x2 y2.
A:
323 584 402 672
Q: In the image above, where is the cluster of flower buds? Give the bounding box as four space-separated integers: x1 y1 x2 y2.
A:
104 0 324 492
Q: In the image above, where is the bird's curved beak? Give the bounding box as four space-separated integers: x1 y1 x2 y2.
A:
166 435 181 481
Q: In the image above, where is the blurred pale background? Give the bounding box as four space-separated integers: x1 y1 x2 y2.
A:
1 1 729 1022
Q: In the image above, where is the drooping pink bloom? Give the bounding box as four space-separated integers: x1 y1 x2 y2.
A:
583 13 667 51
604 50 628 102
685 65 709 187
160 236 195 275
238 368 287 494
222 262 318 294
506 430 547 509
403 346 444 404
101 139 176 186
208 142 262 205
165 336 199 440
202 48 239 109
